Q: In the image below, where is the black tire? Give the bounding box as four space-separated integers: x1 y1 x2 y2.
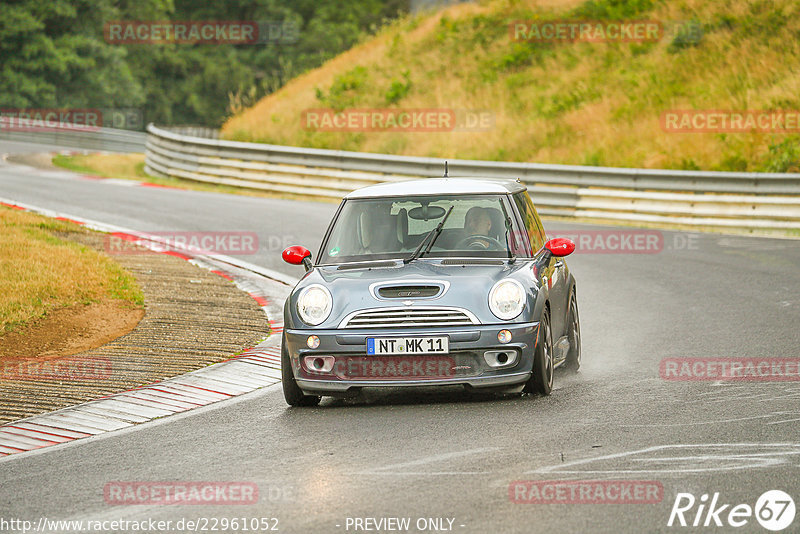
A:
281 336 321 407
564 292 581 373
524 307 554 395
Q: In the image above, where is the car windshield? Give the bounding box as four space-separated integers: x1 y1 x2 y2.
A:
319 194 526 264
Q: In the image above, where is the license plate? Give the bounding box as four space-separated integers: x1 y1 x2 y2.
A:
366 336 449 355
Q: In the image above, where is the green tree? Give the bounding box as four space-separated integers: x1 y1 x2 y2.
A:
0 0 408 127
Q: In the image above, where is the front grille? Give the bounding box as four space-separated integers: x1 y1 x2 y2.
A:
377 285 441 299
341 307 479 328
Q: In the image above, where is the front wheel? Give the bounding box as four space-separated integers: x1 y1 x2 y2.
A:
524 308 554 395
281 336 321 407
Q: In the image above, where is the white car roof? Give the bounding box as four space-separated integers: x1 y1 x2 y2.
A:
345 178 527 199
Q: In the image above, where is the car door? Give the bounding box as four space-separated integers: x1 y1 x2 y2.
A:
513 192 568 345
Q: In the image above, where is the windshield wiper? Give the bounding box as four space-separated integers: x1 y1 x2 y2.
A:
404 206 454 264
499 203 517 264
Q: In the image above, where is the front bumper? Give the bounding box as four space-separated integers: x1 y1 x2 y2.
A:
284 322 539 394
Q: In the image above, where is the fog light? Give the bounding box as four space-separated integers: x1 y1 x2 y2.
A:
307 335 320 349
498 330 512 344
303 355 334 373
484 350 518 368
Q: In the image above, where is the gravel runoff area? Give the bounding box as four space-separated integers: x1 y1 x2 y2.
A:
0 230 271 425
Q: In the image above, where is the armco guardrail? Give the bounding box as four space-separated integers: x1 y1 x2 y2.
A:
0 124 145 152
145 124 800 231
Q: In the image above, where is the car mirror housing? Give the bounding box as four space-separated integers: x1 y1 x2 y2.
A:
544 238 575 257
282 245 313 271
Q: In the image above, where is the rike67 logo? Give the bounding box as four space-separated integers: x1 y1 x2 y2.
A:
668 490 796 531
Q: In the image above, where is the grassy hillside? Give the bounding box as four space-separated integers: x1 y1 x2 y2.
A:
221 0 800 172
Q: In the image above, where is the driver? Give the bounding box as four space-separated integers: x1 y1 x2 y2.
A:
464 206 492 237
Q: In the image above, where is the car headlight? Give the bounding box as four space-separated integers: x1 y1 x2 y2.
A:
297 284 332 326
489 279 525 321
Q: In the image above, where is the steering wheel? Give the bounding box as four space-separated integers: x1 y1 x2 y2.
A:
455 235 505 251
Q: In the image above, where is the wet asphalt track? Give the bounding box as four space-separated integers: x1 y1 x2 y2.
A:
1 139 799 533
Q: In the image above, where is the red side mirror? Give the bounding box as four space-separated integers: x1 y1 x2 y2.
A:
282 245 312 269
544 238 575 257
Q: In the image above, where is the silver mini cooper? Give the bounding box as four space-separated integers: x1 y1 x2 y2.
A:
280 178 580 406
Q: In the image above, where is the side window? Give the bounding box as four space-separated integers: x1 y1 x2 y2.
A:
513 192 545 252
526 194 547 249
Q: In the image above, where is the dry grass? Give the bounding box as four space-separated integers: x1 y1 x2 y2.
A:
52 153 149 180
0 207 143 334
221 0 800 172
